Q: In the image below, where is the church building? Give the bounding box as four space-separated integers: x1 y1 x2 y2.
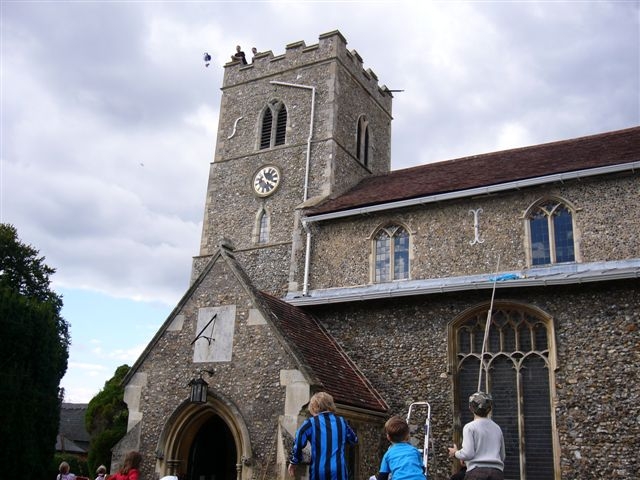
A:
114 31 639 480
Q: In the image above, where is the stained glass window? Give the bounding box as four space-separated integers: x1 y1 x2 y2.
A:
528 201 575 266
374 225 409 282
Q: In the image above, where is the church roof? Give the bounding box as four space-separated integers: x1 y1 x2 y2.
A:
258 291 388 413
308 126 640 216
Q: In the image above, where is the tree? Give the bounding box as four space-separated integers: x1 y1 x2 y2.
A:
86 364 130 473
0 224 70 480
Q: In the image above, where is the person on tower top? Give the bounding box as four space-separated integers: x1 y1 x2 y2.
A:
231 45 247 64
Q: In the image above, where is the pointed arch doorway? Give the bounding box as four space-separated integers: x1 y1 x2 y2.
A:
158 397 252 480
187 414 237 480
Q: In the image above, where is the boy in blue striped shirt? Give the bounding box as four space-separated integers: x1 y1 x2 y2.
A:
288 392 358 480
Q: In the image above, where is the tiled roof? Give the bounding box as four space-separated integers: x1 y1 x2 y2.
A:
259 291 388 413
55 434 86 453
57 403 90 453
309 126 640 215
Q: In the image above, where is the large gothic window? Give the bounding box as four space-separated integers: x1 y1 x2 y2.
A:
356 115 370 167
526 199 576 266
260 101 287 149
373 225 409 283
449 303 559 479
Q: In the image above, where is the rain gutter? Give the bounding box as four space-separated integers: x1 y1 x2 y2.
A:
285 260 640 306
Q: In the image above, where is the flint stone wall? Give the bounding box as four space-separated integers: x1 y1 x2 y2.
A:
310 281 639 479
133 258 296 479
302 174 639 291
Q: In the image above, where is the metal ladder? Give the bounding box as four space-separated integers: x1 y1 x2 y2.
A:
407 401 434 479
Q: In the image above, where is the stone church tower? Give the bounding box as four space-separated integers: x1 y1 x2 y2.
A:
195 30 393 296
115 31 393 480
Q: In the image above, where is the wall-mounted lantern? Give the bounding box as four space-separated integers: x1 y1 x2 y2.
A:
188 369 213 404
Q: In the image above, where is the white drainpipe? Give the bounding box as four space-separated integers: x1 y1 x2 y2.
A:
269 81 316 202
302 220 312 296
269 81 316 295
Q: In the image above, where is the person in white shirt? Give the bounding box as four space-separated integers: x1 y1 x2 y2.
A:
95 464 107 480
448 392 506 480
56 461 76 480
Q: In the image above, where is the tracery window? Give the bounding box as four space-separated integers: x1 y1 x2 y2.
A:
449 303 559 479
356 115 370 167
260 101 287 149
373 225 409 283
527 199 575 266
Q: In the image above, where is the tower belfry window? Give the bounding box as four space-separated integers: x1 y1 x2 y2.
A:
357 115 370 167
275 107 287 146
260 101 287 149
260 109 273 149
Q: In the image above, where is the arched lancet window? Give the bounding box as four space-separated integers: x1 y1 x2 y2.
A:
356 115 370 167
449 303 559 479
260 101 287 149
258 210 269 244
254 208 270 244
373 225 409 283
526 199 576 266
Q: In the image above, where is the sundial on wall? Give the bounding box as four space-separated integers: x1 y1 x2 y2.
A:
190 314 216 346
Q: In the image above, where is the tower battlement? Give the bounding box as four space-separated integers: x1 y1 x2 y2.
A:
223 30 393 110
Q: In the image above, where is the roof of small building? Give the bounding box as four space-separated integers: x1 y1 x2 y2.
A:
308 126 640 216
259 291 388 413
55 434 86 453
57 403 90 453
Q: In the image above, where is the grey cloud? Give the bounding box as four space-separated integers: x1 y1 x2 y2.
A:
2 1 638 306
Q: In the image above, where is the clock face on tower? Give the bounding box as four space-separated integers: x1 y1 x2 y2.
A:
253 165 281 197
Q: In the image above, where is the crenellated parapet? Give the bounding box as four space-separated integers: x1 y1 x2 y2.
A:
222 30 393 111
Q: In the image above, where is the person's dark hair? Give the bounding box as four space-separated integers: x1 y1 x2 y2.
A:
119 451 142 474
385 415 410 443
469 391 493 417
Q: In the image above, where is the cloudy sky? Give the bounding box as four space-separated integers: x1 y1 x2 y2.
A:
2 1 638 403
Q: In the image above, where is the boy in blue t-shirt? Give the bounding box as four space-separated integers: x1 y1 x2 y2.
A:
371 416 426 480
